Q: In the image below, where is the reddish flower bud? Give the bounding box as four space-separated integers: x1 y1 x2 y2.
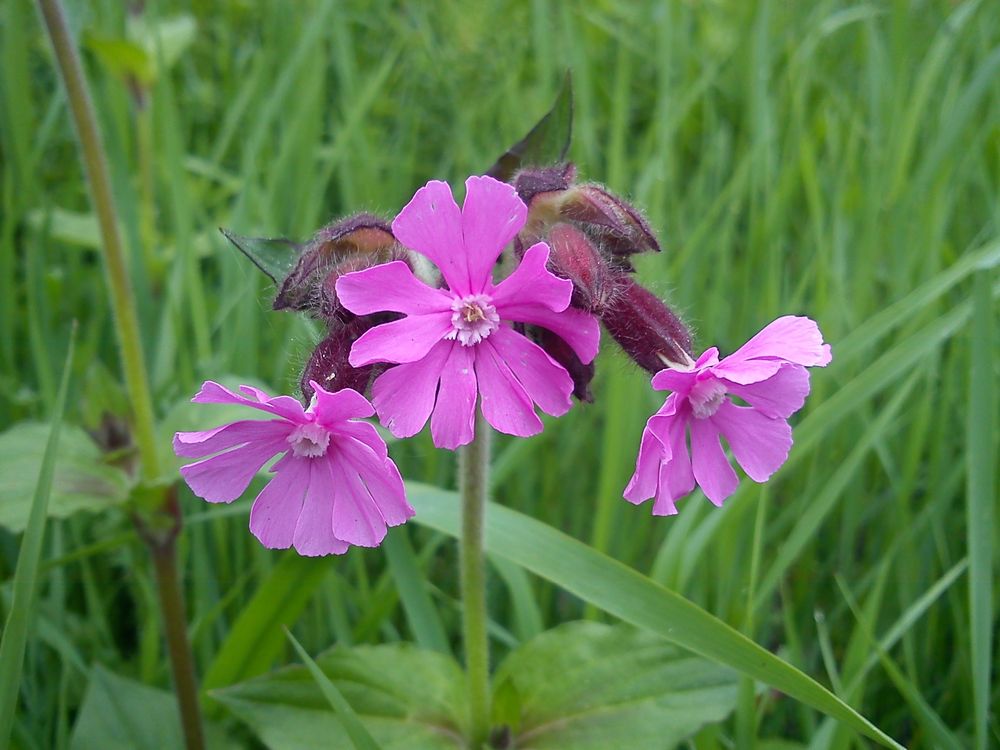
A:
512 163 577 205
534 327 595 402
546 223 616 314
300 318 385 402
274 214 397 313
560 183 660 257
602 277 693 373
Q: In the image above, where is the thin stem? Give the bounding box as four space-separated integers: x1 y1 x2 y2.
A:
459 415 491 749
146 495 205 750
35 4 204 748
36 0 161 481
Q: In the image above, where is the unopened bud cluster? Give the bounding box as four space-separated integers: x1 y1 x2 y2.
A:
513 163 694 395
267 215 407 401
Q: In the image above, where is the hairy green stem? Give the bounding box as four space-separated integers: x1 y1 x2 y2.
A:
459 416 491 748
35 3 204 748
36 0 161 481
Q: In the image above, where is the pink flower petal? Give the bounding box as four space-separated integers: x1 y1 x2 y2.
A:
650 368 697 396
713 316 832 385
330 420 388 461
309 383 375 425
497 303 600 364
486 327 572 417
335 261 453 316
338 440 414 527
651 403 696 515
711 400 792 482
724 364 810 419
474 341 543 438
689 417 738 506
330 453 388 547
248 453 309 550
462 175 527 291
180 437 288 503
391 180 471 295
490 242 572 313
348 312 452 367
370 340 452 438
293 459 350 556
429 342 478 449
192 381 307 424
173 420 292 459
624 425 668 505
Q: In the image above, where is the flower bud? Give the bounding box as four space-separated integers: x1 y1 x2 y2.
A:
560 183 660 257
546 223 616 314
274 214 397 313
300 318 384 402
534 327 595 402
602 277 693 373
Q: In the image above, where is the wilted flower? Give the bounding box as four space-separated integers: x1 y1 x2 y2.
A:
335 175 600 449
624 316 832 514
174 381 412 556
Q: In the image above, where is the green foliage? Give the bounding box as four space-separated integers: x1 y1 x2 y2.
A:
0 423 131 533
407 483 900 748
2 0 997 747
0 334 74 747
70 665 238 750
215 643 467 749
492 621 738 749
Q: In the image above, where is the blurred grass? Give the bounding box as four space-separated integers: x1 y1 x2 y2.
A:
1 0 997 747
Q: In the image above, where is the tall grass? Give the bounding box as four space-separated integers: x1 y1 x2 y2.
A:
1 0 997 747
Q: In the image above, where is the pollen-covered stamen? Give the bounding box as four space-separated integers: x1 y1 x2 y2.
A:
447 294 500 346
689 378 728 420
287 422 331 457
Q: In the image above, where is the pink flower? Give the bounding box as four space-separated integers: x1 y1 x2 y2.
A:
173 381 413 556
624 316 832 514
335 176 600 449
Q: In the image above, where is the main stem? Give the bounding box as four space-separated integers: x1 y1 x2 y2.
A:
35 3 204 748
459 415 491 749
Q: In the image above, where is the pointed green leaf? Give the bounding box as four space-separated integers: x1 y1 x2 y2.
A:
219 228 302 284
285 630 381 750
0 330 74 746
486 71 573 180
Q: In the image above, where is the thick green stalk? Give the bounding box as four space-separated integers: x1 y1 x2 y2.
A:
36 0 160 481
459 415 492 748
35 3 204 749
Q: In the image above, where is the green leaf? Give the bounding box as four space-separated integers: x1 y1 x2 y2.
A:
486 71 573 180
70 665 238 750
0 422 131 533
215 643 467 749
127 15 197 79
0 331 74 746
966 271 995 750
495 621 738 749
407 483 903 749
202 553 333 697
285 630 382 750
219 228 302 284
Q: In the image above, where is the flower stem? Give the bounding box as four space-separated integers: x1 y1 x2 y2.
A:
141 492 205 750
35 0 161 482
459 415 492 748
35 3 204 748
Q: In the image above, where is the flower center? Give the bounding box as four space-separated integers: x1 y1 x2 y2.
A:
689 378 727 419
287 422 331 458
447 294 500 346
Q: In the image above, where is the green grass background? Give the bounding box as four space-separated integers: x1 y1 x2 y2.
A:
1 0 997 747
